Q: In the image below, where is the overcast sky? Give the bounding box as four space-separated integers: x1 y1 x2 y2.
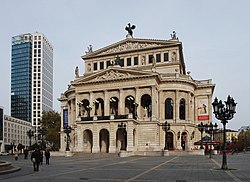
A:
1 0 249 130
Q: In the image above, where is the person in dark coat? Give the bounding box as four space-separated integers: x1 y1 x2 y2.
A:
24 148 28 159
45 149 50 165
31 149 42 171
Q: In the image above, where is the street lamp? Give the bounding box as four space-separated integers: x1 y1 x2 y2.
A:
64 126 72 151
205 122 218 158
198 122 205 149
162 121 170 150
26 129 34 149
118 122 127 150
212 95 237 170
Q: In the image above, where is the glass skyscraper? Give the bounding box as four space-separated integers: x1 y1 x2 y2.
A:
11 33 53 130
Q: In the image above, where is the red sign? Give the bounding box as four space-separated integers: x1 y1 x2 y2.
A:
198 115 209 121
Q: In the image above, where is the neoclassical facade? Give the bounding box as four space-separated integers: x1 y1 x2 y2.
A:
59 28 215 155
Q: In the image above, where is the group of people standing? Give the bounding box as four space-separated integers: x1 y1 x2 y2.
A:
31 148 51 171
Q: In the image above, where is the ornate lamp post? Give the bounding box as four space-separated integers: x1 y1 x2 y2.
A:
212 95 237 170
205 122 218 158
26 129 34 149
118 122 127 150
162 121 170 150
198 122 205 149
64 126 72 151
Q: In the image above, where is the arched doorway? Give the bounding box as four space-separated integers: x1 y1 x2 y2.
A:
166 132 174 150
116 128 127 151
181 132 187 150
83 129 93 152
99 129 109 153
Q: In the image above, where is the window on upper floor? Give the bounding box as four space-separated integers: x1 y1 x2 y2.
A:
120 59 124 67
94 62 97 71
164 53 169 62
179 98 186 120
149 55 154 64
127 58 131 66
165 98 173 119
107 61 111 68
156 53 161 62
100 62 104 69
134 57 138 65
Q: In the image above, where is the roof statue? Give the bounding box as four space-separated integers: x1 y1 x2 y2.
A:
125 23 136 38
85 45 93 54
170 31 179 41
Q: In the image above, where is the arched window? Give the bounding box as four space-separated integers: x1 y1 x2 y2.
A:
165 98 173 119
179 98 185 120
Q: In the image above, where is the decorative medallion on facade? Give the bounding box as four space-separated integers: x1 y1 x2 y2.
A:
95 70 131 81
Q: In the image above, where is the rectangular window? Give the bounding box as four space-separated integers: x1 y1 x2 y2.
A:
127 58 131 66
94 62 97 70
107 61 111 68
120 59 124 67
100 62 104 69
156 54 161 62
164 53 169 62
149 55 154 64
134 57 138 65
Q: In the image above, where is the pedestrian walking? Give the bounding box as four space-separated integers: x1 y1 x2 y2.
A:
14 149 19 161
40 150 43 165
31 148 42 171
45 149 50 165
24 148 28 159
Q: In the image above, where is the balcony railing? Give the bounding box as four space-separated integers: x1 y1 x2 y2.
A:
78 114 136 122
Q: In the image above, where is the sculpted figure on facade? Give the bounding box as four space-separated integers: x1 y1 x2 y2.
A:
75 66 79 78
171 51 177 61
141 55 146 65
87 63 92 72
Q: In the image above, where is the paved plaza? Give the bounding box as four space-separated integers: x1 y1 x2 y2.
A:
0 152 250 182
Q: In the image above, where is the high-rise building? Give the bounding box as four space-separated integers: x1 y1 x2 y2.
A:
11 32 53 131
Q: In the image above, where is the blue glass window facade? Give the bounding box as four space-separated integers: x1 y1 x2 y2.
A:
11 41 32 122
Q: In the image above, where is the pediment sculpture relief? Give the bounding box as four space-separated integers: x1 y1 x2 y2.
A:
100 42 161 55
95 70 131 81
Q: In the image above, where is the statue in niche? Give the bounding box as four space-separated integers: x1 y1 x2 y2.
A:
75 66 79 78
143 107 148 118
141 56 146 65
171 52 177 61
87 63 91 72
125 23 136 37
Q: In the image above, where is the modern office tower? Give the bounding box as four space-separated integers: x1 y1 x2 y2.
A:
11 32 53 132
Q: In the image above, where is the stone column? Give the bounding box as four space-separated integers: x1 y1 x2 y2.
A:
92 123 100 153
151 86 158 120
104 90 109 116
109 122 116 153
89 92 94 116
175 90 179 123
119 89 124 115
135 87 141 119
159 90 164 121
126 121 134 152
76 125 83 152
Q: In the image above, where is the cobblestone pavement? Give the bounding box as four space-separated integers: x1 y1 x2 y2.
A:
0 151 250 182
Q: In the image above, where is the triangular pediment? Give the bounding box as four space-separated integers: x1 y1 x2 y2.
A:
82 38 180 59
73 66 159 85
